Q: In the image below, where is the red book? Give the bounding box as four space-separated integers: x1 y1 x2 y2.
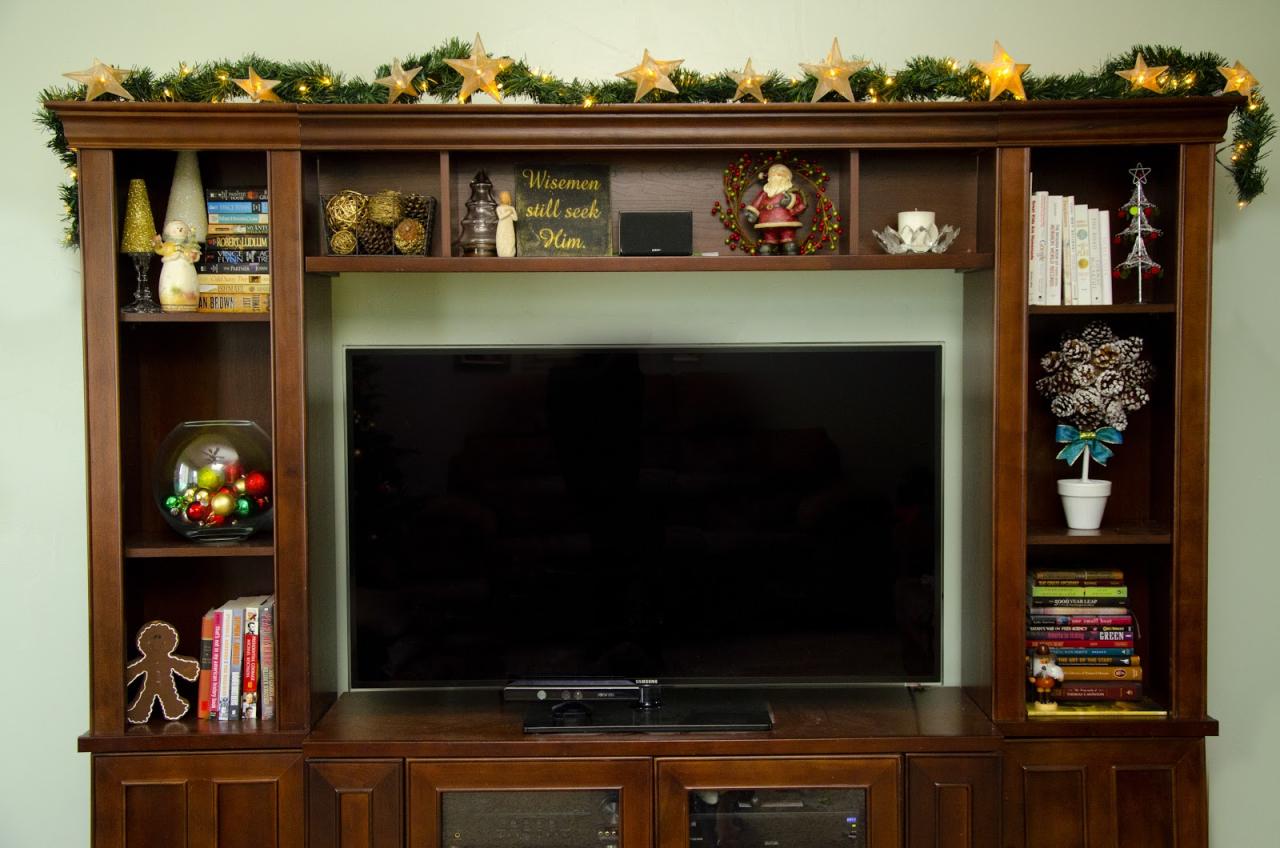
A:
196 610 215 719
1026 639 1135 649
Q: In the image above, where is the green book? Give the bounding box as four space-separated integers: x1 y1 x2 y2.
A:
1030 585 1128 598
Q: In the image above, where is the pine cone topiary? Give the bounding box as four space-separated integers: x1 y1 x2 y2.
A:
393 218 426 255
356 221 393 254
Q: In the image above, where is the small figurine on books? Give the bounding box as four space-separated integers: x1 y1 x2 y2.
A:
125 620 200 723
1029 644 1065 712
496 190 518 257
744 163 806 255
152 219 201 312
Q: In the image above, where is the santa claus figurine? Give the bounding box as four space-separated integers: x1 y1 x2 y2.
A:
745 164 807 255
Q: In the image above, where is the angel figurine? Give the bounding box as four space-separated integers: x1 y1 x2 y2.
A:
153 219 202 312
496 190 518 258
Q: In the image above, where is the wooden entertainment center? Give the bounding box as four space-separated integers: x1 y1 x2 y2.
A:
55 96 1233 847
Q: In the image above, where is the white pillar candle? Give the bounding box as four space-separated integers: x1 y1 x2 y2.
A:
897 209 936 233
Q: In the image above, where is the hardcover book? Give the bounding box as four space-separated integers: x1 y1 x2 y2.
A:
197 610 214 719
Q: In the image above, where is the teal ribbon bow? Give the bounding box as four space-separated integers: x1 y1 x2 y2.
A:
1055 425 1123 465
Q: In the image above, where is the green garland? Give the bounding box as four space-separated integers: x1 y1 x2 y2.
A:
36 41 1272 246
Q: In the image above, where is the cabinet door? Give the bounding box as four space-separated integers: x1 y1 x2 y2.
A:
93 752 304 848
1003 739 1206 848
407 758 651 848
657 757 901 848
907 755 1000 848
309 760 403 848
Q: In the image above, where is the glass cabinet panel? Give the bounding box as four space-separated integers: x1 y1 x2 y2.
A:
688 788 866 848
442 790 620 848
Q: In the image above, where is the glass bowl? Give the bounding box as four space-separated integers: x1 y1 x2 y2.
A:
154 420 273 542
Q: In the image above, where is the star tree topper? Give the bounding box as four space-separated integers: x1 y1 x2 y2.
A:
1219 61 1259 97
729 58 767 103
444 34 512 103
233 67 281 102
375 58 424 103
63 58 134 102
799 39 869 103
1116 53 1168 93
617 50 684 102
976 41 1030 101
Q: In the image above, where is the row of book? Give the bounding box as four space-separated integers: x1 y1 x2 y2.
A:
198 594 277 720
1027 190 1114 306
1026 568 1142 702
198 187 270 314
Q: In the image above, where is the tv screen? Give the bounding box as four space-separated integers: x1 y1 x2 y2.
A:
346 346 941 687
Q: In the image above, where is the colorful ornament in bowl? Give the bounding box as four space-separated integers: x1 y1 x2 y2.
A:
154 420 273 542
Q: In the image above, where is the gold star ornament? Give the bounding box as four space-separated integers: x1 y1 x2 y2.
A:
234 67 281 102
800 39 869 104
617 49 684 102
444 34 512 103
1219 61 1259 97
729 58 767 103
375 58 424 104
63 58 134 102
975 41 1030 101
1116 54 1168 93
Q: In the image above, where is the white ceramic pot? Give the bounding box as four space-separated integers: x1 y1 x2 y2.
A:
1057 478 1111 530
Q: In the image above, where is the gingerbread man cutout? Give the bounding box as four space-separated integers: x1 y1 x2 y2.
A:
125 620 200 723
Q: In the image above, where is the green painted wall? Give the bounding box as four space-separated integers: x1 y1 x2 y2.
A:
2 2 1275 843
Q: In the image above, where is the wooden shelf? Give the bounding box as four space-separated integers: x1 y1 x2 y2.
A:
124 531 274 559
120 311 270 323
997 715 1218 738
305 252 994 275
78 717 306 753
1029 303 1176 315
1026 523 1172 545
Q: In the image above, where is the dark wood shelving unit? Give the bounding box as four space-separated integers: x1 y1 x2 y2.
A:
52 97 1236 848
1026 522 1173 546
1028 303 1178 315
305 252 994 275
120 310 270 323
123 531 274 559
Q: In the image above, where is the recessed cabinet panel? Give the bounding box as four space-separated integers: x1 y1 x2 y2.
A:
689 787 867 848
408 759 651 848
658 758 900 848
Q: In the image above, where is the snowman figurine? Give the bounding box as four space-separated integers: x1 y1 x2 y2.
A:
153 220 201 312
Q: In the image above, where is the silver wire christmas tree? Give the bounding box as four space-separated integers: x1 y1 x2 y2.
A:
1113 163 1163 303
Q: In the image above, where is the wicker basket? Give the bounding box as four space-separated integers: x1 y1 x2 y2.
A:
321 193 436 256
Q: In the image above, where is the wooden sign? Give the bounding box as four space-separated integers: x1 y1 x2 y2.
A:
515 164 611 256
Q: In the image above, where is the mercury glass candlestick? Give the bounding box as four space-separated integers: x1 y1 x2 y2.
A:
120 178 161 314
457 170 499 256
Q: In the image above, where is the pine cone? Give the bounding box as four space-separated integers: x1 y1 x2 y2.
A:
1078 321 1117 349
402 193 436 222
357 221 393 254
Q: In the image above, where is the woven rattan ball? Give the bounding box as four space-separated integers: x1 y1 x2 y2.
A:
325 190 368 232
329 228 358 256
367 190 404 227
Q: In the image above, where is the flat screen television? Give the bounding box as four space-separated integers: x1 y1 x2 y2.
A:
346 345 941 688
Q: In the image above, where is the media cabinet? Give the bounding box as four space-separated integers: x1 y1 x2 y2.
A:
54 96 1233 848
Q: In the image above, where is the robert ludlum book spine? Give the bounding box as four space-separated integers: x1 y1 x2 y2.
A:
205 234 269 250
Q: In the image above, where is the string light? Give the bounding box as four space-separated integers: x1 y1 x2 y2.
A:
297 83 309 94
582 96 595 108
179 64 191 77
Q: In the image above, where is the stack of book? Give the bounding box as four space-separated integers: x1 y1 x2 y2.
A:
198 188 270 314
1027 189 1113 306
1026 568 1142 702
197 594 277 721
